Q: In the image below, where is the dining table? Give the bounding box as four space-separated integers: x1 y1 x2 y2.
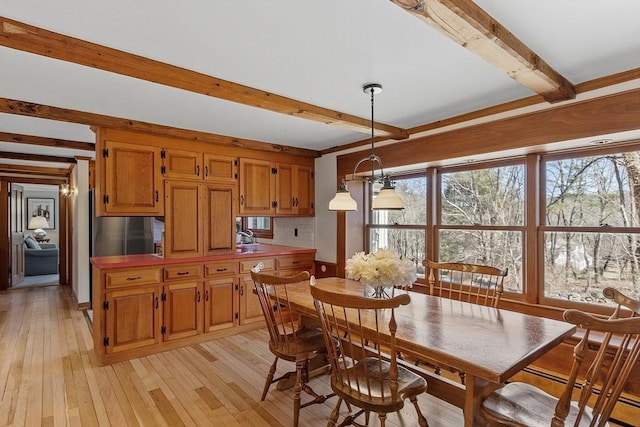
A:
281 277 577 427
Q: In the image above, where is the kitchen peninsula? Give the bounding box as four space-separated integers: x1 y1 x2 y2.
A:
91 243 315 365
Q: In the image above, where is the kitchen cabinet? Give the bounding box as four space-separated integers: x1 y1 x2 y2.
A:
275 162 314 216
164 180 237 259
92 246 316 365
162 281 202 341
239 258 275 325
162 149 238 183
104 285 162 354
97 138 163 216
203 260 238 332
239 158 276 215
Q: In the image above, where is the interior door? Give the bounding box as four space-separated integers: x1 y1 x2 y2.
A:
10 183 25 287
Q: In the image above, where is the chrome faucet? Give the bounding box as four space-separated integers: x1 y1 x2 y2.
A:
237 229 256 244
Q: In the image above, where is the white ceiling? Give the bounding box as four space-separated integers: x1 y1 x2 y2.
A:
1 0 639 168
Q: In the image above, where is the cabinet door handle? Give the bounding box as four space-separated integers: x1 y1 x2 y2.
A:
240 194 244 205
240 285 244 296
196 165 200 176
197 291 201 303
155 190 159 202
176 271 189 276
205 290 209 301
126 276 142 281
155 296 159 309
205 166 209 178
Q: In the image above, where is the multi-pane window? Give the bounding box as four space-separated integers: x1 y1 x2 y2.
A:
542 150 640 305
368 176 427 277
364 144 640 310
438 164 525 293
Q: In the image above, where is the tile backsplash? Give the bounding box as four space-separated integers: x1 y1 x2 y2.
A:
261 217 315 248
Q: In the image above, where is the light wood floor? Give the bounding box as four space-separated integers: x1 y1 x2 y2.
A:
0 285 464 426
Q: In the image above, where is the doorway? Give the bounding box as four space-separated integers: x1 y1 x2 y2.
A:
1 178 69 290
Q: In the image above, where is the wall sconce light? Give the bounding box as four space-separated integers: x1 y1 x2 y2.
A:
329 83 404 211
60 183 75 198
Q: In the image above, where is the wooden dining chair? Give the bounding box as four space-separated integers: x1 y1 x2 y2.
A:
419 260 508 382
310 277 429 427
251 269 335 427
481 287 640 427
423 260 508 308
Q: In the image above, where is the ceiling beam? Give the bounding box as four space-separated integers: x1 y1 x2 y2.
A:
391 0 576 103
0 131 95 151
0 163 70 176
0 151 76 163
0 16 408 140
0 97 319 158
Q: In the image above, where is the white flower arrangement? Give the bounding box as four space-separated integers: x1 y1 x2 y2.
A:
345 248 417 289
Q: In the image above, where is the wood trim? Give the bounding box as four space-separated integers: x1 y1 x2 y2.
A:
0 164 70 176
0 131 95 151
391 0 575 102
337 89 640 177
0 97 319 158
0 16 408 140
0 179 8 290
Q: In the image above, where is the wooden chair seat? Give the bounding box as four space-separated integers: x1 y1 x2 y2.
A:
332 357 427 412
482 382 600 427
268 328 327 362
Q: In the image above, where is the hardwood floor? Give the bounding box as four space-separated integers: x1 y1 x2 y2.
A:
0 285 463 426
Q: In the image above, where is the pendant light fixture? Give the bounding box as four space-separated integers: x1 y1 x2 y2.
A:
329 83 404 211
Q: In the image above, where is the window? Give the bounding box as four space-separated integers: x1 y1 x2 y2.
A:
438 163 525 293
238 216 273 239
368 175 427 277
541 149 640 305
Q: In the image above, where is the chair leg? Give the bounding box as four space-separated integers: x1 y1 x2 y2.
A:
293 360 304 427
378 413 386 427
409 395 429 427
261 356 278 401
328 397 342 427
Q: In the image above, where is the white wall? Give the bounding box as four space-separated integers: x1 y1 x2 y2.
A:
72 159 91 305
313 153 338 263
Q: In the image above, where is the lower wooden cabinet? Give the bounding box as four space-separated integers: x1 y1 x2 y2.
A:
204 277 237 332
163 281 202 341
104 285 162 354
93 251 315 365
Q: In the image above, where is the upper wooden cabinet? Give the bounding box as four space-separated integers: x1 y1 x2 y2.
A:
240 158 315 216
275 162 314 216
164 180 237 259
97 139 163 216
162 148 238 182
239 158 276 215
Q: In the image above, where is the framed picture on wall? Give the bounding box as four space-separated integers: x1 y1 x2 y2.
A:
27 198 55 229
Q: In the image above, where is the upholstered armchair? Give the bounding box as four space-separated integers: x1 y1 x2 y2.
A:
24 236 59 276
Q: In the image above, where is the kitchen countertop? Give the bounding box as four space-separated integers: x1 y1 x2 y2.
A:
90 243 316 269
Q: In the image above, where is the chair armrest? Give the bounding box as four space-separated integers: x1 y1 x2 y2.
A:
39 243 57 249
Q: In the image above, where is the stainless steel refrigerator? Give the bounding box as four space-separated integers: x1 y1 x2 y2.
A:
89 190 155 257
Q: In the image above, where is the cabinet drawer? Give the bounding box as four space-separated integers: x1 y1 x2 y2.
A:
105 268 161 289
240 258 275 273
163 264 202 281
276 254 314 270
204 261 238 277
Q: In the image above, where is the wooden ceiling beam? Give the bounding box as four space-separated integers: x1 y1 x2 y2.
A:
391 0 576 103
0 131 95 151
0 151 76 163
0 163 70 176
0 97 319 158
0 16 408 140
